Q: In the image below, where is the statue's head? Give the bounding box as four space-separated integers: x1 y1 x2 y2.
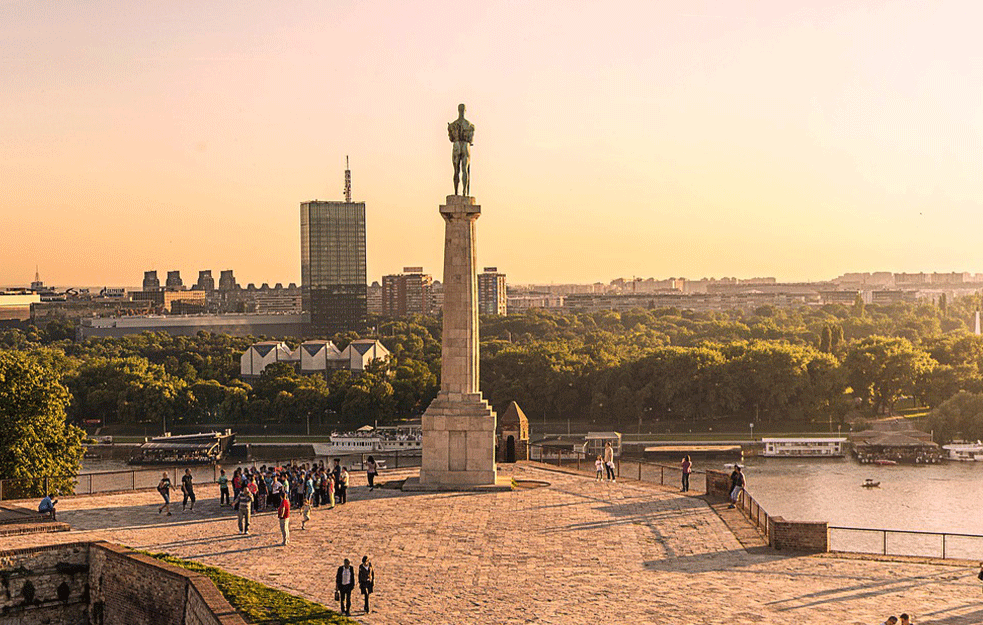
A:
458 103 466 115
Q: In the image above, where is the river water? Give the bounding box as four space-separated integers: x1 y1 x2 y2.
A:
738 456 983 535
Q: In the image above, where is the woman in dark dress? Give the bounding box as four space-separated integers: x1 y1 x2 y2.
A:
359 555 375 613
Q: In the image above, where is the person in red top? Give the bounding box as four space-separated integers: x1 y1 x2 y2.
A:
247 475 259 513
277 495 290 546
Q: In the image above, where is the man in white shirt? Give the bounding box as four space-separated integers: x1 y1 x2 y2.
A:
336 558 355 616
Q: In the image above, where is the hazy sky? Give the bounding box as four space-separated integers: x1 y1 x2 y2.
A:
2 0 981 287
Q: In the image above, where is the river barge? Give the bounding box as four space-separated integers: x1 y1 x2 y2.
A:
761 438 847 458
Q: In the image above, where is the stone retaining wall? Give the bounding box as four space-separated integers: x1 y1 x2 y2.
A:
705 469 732 499
768 517 829 553
0 541 245 625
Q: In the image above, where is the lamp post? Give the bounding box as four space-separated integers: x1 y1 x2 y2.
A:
749 422 754 441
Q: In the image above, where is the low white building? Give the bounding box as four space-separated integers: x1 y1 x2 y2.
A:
340 338 390 372
298 340 344 374
240 338 389 378
240 341 297 377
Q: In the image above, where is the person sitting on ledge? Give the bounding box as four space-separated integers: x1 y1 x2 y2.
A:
38 493 57 521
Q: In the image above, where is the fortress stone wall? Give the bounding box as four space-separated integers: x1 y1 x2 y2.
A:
0 541 244 625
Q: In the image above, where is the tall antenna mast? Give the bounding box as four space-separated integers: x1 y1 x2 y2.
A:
344 155 352 202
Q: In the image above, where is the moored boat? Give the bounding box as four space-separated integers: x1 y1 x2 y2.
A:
943 442 983 461
129 430 235 465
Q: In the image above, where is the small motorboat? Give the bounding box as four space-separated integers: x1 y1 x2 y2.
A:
723 463 745 470
862 479 880 488
872 459 897 466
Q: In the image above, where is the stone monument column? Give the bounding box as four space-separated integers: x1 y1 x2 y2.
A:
406 103 506 491
414 195 500 489
439 196 481 396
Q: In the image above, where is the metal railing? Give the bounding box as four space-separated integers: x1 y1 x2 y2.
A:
829 526 983 560
528 444 707 493
0 465 220 501
736 488 771 541
0 451 422 502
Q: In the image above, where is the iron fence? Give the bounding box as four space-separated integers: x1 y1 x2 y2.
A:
736 488 771 541
0 465 220 501
829 526 983 560
0 451 422 502
528 444 707 493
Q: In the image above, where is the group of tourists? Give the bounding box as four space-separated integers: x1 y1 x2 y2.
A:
152 457 381 616
153 456 383 539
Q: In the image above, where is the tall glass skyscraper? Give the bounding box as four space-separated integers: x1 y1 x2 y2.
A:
300 200 367 336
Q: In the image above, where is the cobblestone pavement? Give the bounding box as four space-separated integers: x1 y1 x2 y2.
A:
1 465 980 624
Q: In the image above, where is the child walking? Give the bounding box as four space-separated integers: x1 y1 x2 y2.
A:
595 456 604 481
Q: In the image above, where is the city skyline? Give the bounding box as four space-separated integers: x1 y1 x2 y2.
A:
3 1 982 287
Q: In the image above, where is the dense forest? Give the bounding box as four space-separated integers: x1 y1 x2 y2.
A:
3 296 983 439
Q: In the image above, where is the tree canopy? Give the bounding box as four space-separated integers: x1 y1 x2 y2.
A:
0 351 85 495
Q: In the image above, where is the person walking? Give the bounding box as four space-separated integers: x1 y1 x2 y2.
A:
603 442 616 482
157 472 173 515
681 455 692 492
900 614 912 625
327 472 336 509
277 492 290 545
256 470 268 512
358 555 375 614
181 468 196 511
366 456 378 491
728 465 745 509
338 466 350 504
595 455 604 481
336 558 355 616
300 474 313 529
236 485 254 535
218 469 230 506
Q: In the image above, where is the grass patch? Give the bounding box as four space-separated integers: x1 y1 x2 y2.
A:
144 552 356 625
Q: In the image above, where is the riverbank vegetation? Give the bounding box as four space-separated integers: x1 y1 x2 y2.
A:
1 297 982 441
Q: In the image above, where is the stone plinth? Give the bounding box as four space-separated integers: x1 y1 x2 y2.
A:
415 196 503 490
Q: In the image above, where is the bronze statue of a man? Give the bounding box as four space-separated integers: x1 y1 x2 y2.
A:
447 103 475 196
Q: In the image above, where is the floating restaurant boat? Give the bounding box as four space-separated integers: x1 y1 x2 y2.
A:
326 424 422 455
761 438 847 458
852 429 942 465
942 442 983 461
129 430 236 465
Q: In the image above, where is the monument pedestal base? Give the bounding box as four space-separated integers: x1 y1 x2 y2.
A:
412 392 503 489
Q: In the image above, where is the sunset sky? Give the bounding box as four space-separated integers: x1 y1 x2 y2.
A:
2 0 981 287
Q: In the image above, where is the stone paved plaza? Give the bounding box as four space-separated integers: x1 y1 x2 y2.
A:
2 464 981 624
